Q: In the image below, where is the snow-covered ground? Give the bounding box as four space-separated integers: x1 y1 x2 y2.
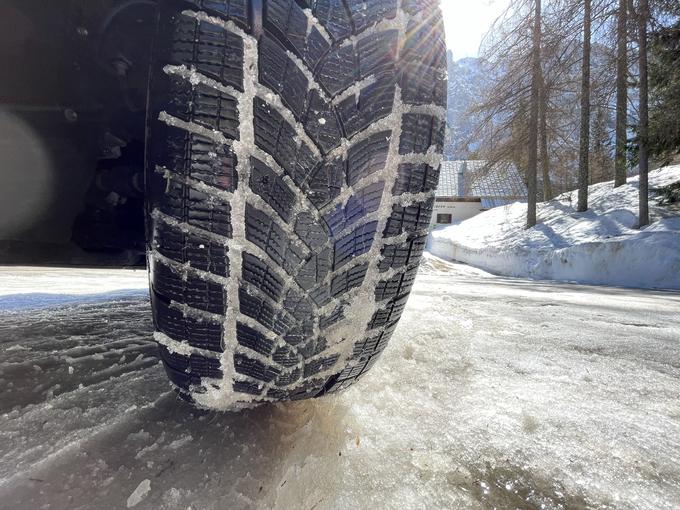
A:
1 263 680 509
430 165 680 290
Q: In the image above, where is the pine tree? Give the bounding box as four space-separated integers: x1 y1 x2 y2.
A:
648 1 680 161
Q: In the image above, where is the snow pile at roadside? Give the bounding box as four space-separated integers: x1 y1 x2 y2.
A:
429 165 680 289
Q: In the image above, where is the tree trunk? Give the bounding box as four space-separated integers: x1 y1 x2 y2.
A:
638 0 650 226
577 0 592 212
539 74 553 200
527 0 541 228
614 0 628 187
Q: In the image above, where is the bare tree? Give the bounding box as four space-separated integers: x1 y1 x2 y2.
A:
577 0 592 212
614 0 628 187
637 0 649 226
527 0 542 227
539 74 554 199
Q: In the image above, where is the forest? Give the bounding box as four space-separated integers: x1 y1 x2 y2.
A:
450 0 680 227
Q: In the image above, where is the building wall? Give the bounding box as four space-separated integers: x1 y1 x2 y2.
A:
431 199 484 226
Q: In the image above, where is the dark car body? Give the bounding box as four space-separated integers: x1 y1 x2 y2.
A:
0 1 157 267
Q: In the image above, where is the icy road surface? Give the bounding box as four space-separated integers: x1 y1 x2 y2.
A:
1 259 679 510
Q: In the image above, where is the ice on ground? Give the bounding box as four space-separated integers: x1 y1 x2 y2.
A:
430 165 680 290
127 479 151 508
1 266 679 509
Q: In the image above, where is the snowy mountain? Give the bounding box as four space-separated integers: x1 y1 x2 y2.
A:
444 54 488 160
430 165 680 289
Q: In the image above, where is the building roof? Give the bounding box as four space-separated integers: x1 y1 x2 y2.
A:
436 160 528 209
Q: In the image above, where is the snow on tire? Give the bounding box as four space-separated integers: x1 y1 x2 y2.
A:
145 0 447 409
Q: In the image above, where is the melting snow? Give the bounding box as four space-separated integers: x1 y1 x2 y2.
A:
127 479 151 508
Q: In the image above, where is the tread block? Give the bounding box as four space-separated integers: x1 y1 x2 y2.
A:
165 77 240 140
153 132 238 192
273 344 302 367
236 322 276 356
298 337 328 358
266 379 324 400
283 319 315 345
403 14 447 70
242 252 286 302
159 345 223 380
151 258 226 315
157 181 233 238
259 35 309 119
253 98 317 186
333 221 377 270
392 163 439 196
347 132 390 185
348 0 397 31
249 157 297 223
331 262 369 297
274 367 303 386
245 204 305 274
319 305 345 329
338 78 396 137
306 159 345 207
295 212 330 248
369 294 410 329
374 265 418 301
283 288 315 322
296 248 332 290
401 0 440 15
383 198 434 237
303 354 340 378
234 353 281 383
183 0 250 29
152 294 224 352
153 222 229 278
357 30 398 78
312 0 353 40
318 45 357 95
379 235 427 271
264 0 331 69
324 181 384 236
401 61 447 107
308 285 331 307
233 380 264 396
168 14 245 91
238 288 297 336
399 113 446 155
304 90 343 153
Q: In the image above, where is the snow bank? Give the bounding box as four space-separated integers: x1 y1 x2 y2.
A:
429 165 680 290
0 267 148 296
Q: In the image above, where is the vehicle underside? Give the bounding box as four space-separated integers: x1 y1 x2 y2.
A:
0 0 156 267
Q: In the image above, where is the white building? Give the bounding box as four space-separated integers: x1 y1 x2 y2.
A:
432 160 528 226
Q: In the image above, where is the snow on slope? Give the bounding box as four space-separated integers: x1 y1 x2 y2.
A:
430 165 680 289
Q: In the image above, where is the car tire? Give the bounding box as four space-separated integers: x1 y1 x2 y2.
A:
145 0 447 409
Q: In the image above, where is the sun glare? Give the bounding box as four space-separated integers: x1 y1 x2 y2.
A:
440 0 510 58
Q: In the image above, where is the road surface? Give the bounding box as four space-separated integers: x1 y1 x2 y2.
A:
1 258 679 509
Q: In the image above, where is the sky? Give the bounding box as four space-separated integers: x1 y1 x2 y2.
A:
440 0 511 60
